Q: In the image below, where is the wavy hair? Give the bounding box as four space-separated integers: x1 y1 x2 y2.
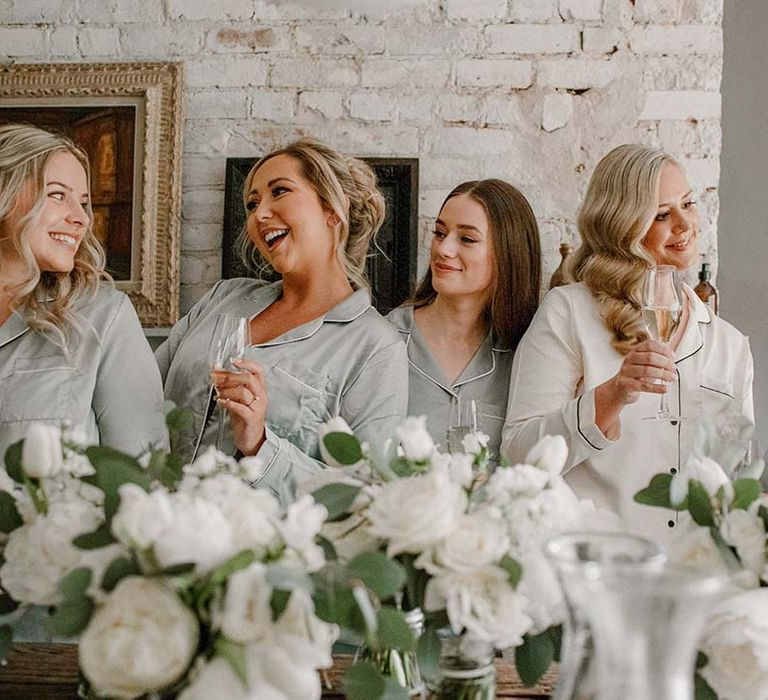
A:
0 123 107 348
239 137 385 290
411 179 542 350
571 143 677 354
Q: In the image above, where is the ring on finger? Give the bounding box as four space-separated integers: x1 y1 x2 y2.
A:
247 394 260 407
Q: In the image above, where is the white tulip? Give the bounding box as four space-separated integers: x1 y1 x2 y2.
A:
178 657 246 700
218 562 272 644
517 551 566 633
395 416 435 462
524 434 568 479
21 423 63 479
274 589 338 669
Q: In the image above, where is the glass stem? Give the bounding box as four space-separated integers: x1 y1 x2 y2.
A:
658 389 669 418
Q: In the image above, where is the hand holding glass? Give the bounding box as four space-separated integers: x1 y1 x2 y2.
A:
642 266 682 421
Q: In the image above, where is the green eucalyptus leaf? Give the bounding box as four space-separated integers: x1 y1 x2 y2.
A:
48 597 94 636
0 592 19 615
0 491 22 533
548 625 563 663
0 625 12 665
694 672 718 700
265 563 313 593
313 578 364 633
375 607 415 652
696 652 708 669
347 551 406 601
634 473 674 509
731 479 761 510
214 637 248 686
323 432 364 465
317 535 338 562
499 555 523 589
515 630 555 687
343 661 386 700
688 480 715 527
89 446 151 520
208 550 258 588
709 527 743 571
416 625 441 681
381 679 410 700
102 557 141 592
157 562 196 577
4 441 23 483
311 483 361 522
270 589 291 621
757 505 768 532
58 567 92 600
73 525 117 550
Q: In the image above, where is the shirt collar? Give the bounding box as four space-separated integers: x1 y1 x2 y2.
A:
675 283 710 362
0 309 31 349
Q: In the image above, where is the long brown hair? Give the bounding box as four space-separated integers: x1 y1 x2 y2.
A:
411 179 541 349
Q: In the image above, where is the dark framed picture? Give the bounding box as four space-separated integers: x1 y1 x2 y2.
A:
223 157 419 315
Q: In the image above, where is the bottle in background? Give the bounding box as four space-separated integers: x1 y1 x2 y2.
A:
549 242 573 289
694 262 719 315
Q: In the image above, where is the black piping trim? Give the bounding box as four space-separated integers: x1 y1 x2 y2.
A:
576 394 603 451
700 385 735 399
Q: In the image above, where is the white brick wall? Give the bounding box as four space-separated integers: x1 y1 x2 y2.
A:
0 0 725 313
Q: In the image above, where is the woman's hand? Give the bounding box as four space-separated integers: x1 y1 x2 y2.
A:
212 358 268 456
594 339 676 439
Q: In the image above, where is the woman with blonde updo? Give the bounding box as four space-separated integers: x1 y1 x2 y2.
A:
502 144 754 542
157 138 408 504
0 123 166 458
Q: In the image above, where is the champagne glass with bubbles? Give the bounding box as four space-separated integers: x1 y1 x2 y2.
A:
208 314 251 446
642 265 683 421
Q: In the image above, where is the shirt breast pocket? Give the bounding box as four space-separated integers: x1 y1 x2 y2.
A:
699 375 738 433
265 362 332 453
0 356 80 423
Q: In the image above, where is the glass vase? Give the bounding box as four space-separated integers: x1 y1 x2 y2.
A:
427 630 495 700
357 607 425 697
581 564 727 700
543 532 665 700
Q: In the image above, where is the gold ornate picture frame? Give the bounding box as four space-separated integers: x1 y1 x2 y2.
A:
0 62 184 326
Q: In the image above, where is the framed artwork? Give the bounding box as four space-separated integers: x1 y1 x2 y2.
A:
0 62 184 326
222 157 419 315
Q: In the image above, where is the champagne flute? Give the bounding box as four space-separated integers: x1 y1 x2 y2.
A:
446 397 478 454
208 314 251 447
642 265 683 422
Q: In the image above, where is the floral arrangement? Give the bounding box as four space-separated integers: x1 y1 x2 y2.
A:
307 415 606 695
0 418 339 699
634 426 768 700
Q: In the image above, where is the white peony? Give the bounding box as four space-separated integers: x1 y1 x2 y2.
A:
395 416 434 462
487 464 549 500
79 577 199 699
218 562 272 644
111 484 174 551
668 525 731 575
178 657 246 700
721 509 766 580
279 495 328 572
424 565 532 649
524 434 568 479
21 423 64 479
367 467 468 556
1 499 103 605
699 588 768 700
415 511 509 576
317 416 357 468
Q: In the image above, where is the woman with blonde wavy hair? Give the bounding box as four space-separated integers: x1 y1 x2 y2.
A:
0 123 167 458
502 144 754 542
157 137 408 505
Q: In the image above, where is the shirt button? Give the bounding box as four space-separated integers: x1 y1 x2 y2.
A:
667 520 675 528
670 467 677 474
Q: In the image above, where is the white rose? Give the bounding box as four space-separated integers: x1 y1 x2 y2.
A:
21 423 64 479
461 430 490 457
517 551 565 633
424 565 532 649
700 588 768 700
218 562 272 644
279 495 328 572
395 416 435 462
112 484 174 551
317 416 357 468
487 464 549 500
80 577 199 699
178 657 246 700
367 467 468 556
274 589 338 669
668 525 731 575
721 509 767 579
0 500 103 605
524 434 568 479
415 511 509 575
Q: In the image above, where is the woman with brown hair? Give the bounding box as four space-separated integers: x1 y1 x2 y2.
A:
157 137 408 504
387 179 542 457
502 144 754 541
0 123 166 458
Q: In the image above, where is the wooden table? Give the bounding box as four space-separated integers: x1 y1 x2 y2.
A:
0 644 556 698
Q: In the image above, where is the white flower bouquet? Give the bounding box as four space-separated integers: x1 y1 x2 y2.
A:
0 418 339 700
307 416 600 697
634 426 768 700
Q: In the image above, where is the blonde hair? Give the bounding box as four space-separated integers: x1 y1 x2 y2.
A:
239 137 385 290
571 144 677 354
0 123 107 348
